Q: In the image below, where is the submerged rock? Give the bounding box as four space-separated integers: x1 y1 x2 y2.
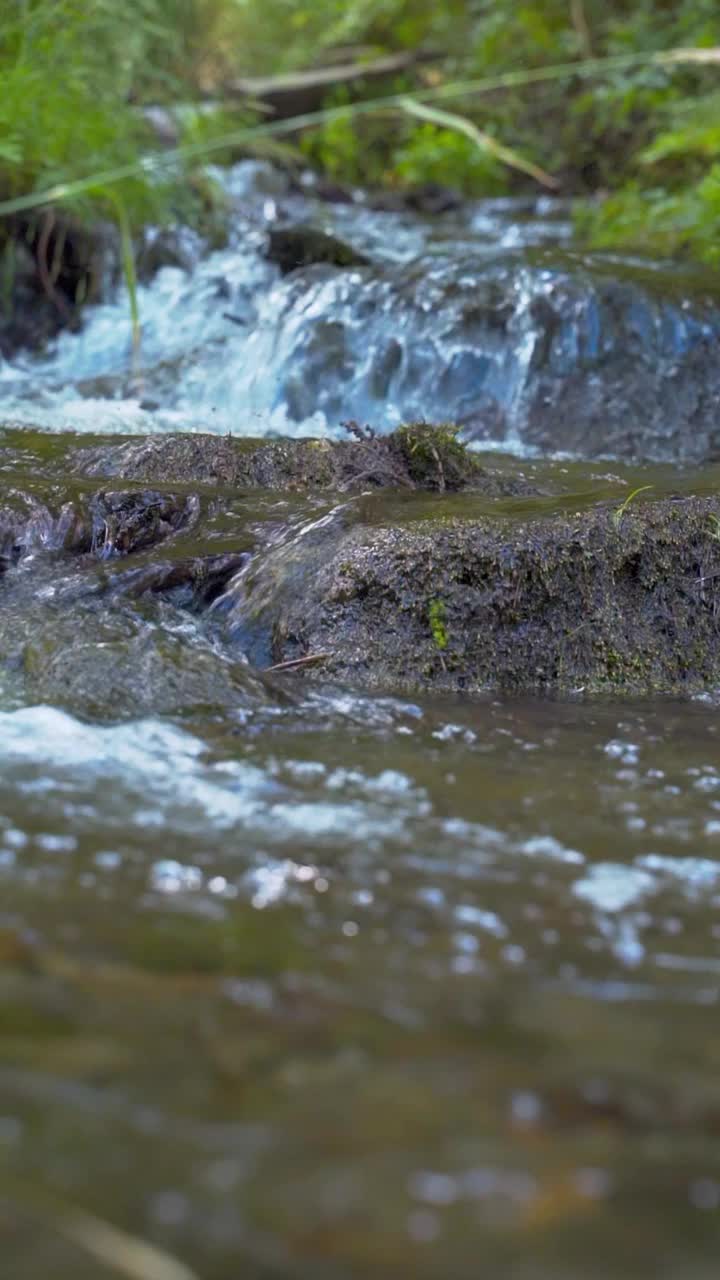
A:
104 551 250 605
218 492 720 696
22 606 276 720
0 510 263 717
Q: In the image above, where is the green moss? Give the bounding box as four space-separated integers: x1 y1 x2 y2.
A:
428 598 448 650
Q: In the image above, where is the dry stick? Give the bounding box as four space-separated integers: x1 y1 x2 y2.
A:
265 653 332 673
223 49 438 111
36 209 73 324
571 0 593 58
400 97 560 189
0 1176 200 1280
59 1208 200 1280
49 219 67 288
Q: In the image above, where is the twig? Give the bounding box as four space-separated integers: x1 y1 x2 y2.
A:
429 443 446 492
400 97 561 190
265 652 332 672
36 210 73 324
0 1176 199 1280
571 0 593 58
60 1208 200 1280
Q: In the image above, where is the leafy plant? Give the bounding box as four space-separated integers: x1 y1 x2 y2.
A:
2 0 720 279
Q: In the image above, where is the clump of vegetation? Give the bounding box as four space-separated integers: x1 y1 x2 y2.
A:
336 421 483 492
394 422 476 491
1 2 175 223
393 123 507 196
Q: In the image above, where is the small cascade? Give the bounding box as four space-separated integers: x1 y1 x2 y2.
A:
2 160 719 460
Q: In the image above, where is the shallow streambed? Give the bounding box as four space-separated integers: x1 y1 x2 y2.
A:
1 427 720 1278
2 689 720 1279
3 164 720 1278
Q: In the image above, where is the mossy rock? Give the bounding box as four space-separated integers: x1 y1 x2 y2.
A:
219 493 720 697
73 426 532 497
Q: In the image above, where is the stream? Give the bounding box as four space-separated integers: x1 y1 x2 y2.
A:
1 161 720 1279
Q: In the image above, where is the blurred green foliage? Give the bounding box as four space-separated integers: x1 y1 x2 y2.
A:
393 125 507 196
0 0 719 260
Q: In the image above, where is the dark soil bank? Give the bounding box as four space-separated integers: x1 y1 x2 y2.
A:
64 427 720 698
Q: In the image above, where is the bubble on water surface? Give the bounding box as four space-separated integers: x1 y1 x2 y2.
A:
510 1091 543 1126
604 739 641 765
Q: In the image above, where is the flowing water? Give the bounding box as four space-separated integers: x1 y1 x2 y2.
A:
2 163 720 1278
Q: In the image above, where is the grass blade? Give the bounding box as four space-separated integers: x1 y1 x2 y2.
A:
612 484 653 526
103 189 141 358
59 1207 200 1280
400 97 559 189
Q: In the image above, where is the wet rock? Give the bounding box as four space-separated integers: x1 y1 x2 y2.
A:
22 604 278 720
88 489 200 558
219 493 720 696
136 227 200 279
0 215 112 356
364 182 464 216
73 426 535 496
0 532 266 718
293 172 355 205
105 551 250 606
265 225 370 274
514 266 720 462
0 486 201 573
0 491 88 565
